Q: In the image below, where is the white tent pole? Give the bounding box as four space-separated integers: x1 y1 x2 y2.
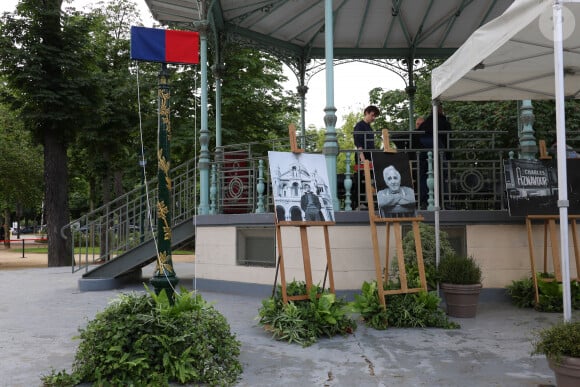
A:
553 1 572 322
433 101 441 271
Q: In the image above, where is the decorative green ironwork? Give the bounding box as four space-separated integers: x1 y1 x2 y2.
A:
519 100 538 160
427 151 435 211
210 164 217 214
256 159 265 213
344 151 352 211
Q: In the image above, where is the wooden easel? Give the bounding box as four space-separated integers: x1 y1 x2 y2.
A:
364 129 427 309
382 129 397 153
526 214 580 304
539 139 552 159
273 124 336 303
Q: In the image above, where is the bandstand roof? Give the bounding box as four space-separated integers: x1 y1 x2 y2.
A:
143 0 514 60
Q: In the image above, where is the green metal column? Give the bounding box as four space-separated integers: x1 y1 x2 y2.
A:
196 20 210 214
150 63 179 297
323 0 339 210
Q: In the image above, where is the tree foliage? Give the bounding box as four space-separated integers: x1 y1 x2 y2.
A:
0 0 104 265
369 59 580 153
209 46 300 154
0 103 43 243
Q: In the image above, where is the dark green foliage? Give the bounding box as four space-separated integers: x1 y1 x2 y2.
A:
506 277 536 308
41 286 242 386
349 281 459 330
257 281 357 347
537 279 566 313
401 223 456 289
350 281 389 330
532 321 580 363
437 255 482 285
506 276 580 312
385 291 460 329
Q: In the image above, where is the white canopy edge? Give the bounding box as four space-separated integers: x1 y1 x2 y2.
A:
430 0 580 321
431 0 550 100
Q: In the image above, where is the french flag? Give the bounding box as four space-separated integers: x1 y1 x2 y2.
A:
130 26 199 65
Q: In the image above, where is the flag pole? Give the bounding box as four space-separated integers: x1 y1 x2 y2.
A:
150 63 179 299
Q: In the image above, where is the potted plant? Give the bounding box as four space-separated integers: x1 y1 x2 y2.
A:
532 321 580 387
437 254 482 318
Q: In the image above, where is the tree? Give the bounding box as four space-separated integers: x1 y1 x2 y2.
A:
0 0 103 266
69 0 153 212
0 103 43 246
208 46 300 154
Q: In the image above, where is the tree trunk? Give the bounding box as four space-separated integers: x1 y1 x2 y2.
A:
3 208 10 248
44 133 71 266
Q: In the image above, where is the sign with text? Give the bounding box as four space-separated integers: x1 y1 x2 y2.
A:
504 158 580 216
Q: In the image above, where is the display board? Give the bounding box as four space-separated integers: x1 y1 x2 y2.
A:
371 152 417 218
504 158 580 216
268 151 335 222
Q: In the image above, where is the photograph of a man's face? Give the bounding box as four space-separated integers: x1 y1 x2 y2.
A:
372 152 417 218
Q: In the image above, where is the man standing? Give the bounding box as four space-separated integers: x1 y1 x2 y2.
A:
352 105 380 210
353 105 381 163
300 184 323 221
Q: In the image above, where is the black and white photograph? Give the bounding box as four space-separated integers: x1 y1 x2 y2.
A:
372 152 417 218
504 158 580 216
268 151 335 222
504 159 558 216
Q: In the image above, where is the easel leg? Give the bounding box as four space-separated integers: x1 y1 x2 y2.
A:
526 218 540 305
572 220 580 279
371 220 385 308
413 221 427 290
548 219 562 282
384 223 391 284
300 226 313 293
394 222 408 292
276 225 289 304
323 225 335 293
543 220 549 273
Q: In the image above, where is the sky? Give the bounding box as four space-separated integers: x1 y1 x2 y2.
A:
1 0 405 128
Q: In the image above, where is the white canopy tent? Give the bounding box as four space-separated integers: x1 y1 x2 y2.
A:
431 0 580 321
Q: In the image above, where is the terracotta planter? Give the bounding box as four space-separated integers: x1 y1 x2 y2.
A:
440 283 482 318
548 356 580 387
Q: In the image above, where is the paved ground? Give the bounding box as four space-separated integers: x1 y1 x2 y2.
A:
0 252 575 386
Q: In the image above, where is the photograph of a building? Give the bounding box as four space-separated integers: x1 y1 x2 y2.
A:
268 151 334 222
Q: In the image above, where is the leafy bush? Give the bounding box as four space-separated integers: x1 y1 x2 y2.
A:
401 223 456 289
350 281 389 329
437 255 482 285
349 280 459 330
257 281 357 347
507 276 580 312
41 286 242 386
506 277 536 308
532 321 580 363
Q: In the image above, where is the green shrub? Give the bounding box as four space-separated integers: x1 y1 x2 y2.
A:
506 277 536 308
532 321 580 363
349 281 389 330
349 280 459 330
437 255 482 285
41 286 242 386
401 223 456 289
507 276 580 312
257 281 357 347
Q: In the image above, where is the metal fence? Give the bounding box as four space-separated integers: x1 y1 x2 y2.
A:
66 158 197 273
214 130 516 213
66 128 580 272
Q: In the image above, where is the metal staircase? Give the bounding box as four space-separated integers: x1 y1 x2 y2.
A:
63 158 197 283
